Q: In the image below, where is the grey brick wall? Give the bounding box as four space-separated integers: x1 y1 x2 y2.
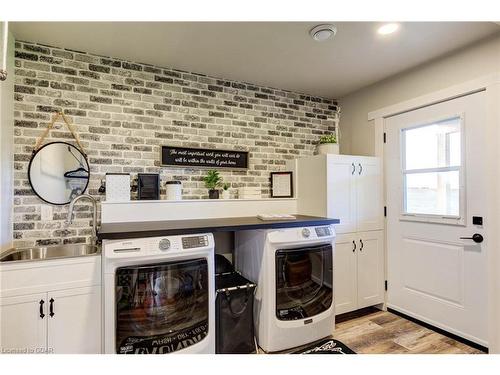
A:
12 41 339 247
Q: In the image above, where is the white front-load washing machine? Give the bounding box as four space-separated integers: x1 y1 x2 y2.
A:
235 225 335 352
102 233 215 354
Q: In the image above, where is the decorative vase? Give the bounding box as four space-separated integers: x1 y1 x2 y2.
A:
222 190 230 199
208 189 219 199
317 143 340 155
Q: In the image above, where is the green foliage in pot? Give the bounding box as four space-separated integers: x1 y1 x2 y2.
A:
203 170 222 190
318 134 338 144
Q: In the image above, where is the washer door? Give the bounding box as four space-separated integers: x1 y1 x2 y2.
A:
275 244 333 321
115 258 208 354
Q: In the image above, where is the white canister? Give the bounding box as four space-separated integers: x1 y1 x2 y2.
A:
166 181 182 200
105 173 130 202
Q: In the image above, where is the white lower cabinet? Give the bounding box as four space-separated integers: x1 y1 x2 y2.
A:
0 256 101 354
333 234 358 315
0 293 47 354
47 286 101 354
334 230 385 315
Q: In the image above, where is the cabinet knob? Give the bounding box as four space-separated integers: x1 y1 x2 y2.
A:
352 240 356 252
360 239 364 251
358 163 363 175
351 163 355 175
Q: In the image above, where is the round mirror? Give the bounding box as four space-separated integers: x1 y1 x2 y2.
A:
28 142 90 205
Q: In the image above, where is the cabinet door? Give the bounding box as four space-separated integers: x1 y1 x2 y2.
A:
355 157 384 232
357 231 385 309
0 293 47 353
334 233 358 315
47 286 101 354
327 157 357 234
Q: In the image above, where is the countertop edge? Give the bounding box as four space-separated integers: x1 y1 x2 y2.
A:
98 215 340 240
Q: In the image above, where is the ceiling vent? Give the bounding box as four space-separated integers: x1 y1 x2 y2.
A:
310 24 337 42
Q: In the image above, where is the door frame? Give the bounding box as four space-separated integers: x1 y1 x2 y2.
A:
368 73 500 353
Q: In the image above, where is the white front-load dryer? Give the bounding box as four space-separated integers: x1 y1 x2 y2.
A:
235 225 335 352
102 233 215 354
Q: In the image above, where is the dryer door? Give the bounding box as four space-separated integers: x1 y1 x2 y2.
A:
275 244 333 321
115 258 209 354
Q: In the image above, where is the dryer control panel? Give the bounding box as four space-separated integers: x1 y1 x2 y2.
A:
182 235 209 249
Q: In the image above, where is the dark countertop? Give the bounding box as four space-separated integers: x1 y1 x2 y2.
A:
98 215 340 240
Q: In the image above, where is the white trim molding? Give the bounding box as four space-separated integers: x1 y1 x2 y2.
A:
368 73 500 121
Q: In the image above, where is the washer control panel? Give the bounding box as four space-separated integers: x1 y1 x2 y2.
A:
301 228 311 238
182 235 209 249
158 238 171 251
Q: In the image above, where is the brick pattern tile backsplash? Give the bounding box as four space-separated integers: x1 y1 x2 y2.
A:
12 41 339 247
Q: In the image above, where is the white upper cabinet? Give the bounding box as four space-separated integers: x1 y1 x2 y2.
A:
354 156 384 232
296 154 383 234
326 156 358 234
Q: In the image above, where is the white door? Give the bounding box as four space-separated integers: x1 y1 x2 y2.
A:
47 286 101 354
0 293 47 353
385 92 489 346
334 233 358 315
357 230 385 309
327 156 357 234
355 157 384 232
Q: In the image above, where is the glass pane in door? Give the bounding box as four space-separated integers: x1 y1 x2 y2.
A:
275 245 333 321
403 117 461 170
405 171 460 216
115 258 208 354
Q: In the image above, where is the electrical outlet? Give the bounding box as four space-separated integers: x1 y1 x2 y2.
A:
41 205 53 221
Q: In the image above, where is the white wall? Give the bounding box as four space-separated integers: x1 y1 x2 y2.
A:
0 29 14 252
339 33 500 156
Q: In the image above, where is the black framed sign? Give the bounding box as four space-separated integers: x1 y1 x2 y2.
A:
270 172 293 198
161 146 248 169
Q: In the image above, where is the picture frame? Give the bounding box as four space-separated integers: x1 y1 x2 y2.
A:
270 171 293 198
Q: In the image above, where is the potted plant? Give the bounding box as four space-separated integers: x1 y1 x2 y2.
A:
203 170 222 199
317 134 339 155
222 183 230 199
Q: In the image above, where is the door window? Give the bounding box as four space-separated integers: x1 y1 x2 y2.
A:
275 244 333 321
115 258 208 354
401 116 464 222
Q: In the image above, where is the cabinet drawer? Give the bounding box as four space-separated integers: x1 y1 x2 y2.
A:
0 256 101 298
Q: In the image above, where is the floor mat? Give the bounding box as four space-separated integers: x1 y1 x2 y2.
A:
292 339 356 354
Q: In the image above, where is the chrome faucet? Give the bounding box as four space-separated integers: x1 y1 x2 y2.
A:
67 194 98 244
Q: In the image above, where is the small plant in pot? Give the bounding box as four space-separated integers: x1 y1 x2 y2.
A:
203 170 222 199
222 183 230 199
317 134 339 155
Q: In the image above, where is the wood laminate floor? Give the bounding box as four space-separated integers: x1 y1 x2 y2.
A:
331 308 484 354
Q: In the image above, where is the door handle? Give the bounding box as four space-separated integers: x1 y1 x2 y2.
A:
352 240 356 252
460 233 484 243
49 298 55 317
39 299 45 319
351 163 355 175
359 239 364 251
358 163 362 175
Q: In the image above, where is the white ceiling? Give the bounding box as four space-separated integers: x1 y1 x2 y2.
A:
10 22 500 98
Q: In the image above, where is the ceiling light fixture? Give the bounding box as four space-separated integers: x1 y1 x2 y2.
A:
310 24 337 42
377 23 400 35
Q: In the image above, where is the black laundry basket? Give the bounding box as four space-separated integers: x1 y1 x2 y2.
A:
215 269 257 354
